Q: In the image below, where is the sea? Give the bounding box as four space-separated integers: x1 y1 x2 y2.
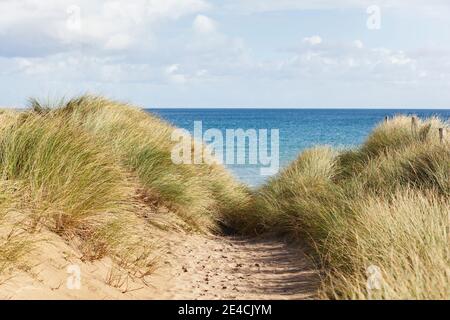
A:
147 109 450 187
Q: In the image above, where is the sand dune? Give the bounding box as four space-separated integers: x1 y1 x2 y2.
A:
0 230 318 300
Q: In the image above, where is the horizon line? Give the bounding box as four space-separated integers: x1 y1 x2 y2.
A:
2 105 449 111
146 106 450 110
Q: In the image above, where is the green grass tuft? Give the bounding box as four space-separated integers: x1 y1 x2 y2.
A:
225 115 450 299
0 95 251 280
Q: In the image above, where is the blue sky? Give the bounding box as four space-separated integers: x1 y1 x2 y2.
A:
0 0 449 108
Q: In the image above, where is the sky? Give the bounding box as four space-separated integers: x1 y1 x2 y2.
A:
0 0 450 108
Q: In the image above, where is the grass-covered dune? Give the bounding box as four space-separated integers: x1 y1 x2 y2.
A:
0 96 448 300
0 95 251 279
226 115 449 299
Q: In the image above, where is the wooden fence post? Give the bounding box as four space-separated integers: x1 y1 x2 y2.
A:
411 116 418 136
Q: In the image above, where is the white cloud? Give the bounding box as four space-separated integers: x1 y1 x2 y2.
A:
5 32 449 93
276 39 423 84
353 40 364 49
222 0 450 13
165 64 187 84
388 52 414 65
303 36 322 46
104 34 134 51
193 15 217 34
1 0 450 107
0 0 210 56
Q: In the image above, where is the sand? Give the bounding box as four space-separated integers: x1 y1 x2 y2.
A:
0 231 318 300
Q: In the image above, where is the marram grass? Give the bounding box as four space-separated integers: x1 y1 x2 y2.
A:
226 115 450 299
0 97 448 299
0 96 251 279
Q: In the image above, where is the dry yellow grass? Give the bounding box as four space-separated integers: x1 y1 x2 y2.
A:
226 115 450 299
1 98 447 299
0 95 251 282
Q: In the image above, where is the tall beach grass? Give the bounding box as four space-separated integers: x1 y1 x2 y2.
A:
1 97 447 299
0 96 251 280
226 115 449 299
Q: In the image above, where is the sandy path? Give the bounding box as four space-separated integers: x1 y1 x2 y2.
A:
0 231 319 299
148 234 319 300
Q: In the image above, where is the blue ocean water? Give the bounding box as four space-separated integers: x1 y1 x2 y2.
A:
147 109 450 187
